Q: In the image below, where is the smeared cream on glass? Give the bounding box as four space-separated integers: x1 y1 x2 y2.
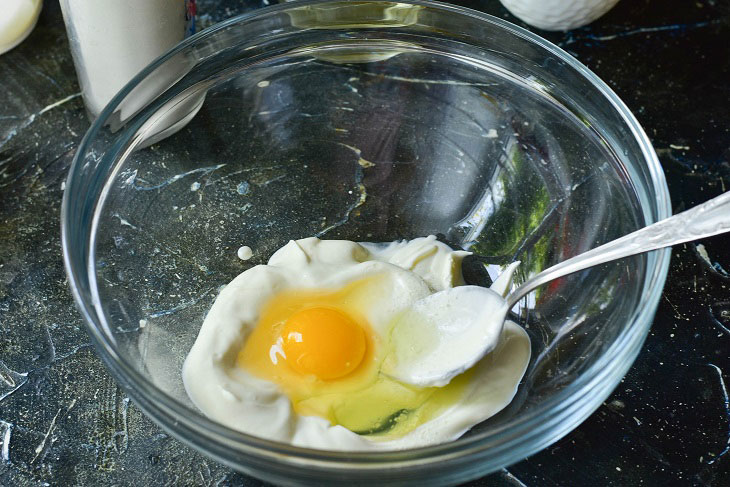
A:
183 236 530 451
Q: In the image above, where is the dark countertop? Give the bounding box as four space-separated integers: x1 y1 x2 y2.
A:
1 1 728 485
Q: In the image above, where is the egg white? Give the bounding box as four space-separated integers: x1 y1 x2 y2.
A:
182 236 531 451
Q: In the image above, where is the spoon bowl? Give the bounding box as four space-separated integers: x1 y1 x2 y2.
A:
385 285 509 387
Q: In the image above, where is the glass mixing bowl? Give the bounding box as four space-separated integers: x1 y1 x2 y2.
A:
61 1 671 484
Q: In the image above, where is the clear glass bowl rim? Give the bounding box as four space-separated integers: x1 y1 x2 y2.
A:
61 0 672 473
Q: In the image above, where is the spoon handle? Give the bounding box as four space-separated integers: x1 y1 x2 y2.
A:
507 191 730 307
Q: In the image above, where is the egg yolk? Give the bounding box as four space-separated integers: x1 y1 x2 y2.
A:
238 276 378 389
282 307 366 380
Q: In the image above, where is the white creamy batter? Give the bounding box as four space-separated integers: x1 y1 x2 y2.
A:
183 236 531 451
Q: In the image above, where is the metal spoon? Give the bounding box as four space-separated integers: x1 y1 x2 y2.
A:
386 191 730 388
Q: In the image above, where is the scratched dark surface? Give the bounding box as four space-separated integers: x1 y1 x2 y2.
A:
1 0 729 485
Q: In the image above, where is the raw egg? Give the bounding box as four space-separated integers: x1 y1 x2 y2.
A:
238 274 472 437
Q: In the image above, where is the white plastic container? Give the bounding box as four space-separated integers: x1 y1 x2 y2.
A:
0 0 43 55
500 0 621 31
60 0 196 119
